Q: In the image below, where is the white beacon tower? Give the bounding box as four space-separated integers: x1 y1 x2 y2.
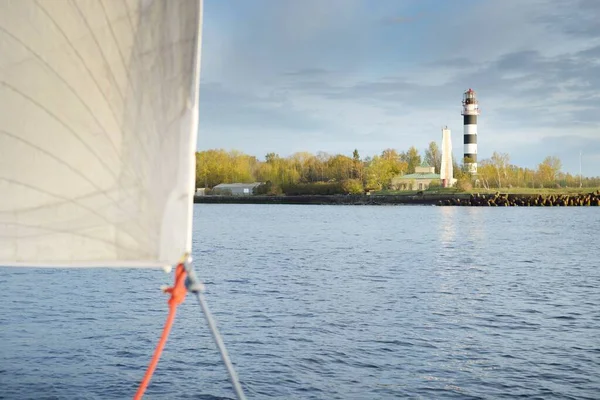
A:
461 88 480 174
440 126 455 187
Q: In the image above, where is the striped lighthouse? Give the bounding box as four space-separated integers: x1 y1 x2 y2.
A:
462 88 480 174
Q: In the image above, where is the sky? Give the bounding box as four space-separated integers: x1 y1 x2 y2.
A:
197 0 600 176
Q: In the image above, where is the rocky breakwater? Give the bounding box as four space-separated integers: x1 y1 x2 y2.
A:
438 191 600 207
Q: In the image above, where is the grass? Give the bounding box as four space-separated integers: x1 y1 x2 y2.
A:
373 187 460 196
464 187 600 195
373 187 600 196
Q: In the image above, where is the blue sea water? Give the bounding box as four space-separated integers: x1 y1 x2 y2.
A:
1 205 599 399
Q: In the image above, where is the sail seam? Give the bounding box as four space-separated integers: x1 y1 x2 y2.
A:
0 176 147 253
33 0 149 191
0 81 120 179
78 0 157 184
0 25 122 163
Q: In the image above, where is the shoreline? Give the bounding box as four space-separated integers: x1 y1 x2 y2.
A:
194 192 600 206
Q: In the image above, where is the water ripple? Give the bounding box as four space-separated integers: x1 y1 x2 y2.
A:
1 205 599 399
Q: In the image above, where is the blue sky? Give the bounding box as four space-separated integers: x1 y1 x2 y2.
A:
198 0 600 176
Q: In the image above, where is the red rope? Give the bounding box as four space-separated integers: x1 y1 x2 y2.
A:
133 263 188 400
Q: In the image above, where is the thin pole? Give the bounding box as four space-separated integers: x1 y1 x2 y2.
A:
579 151 582 188
193 290 247 400
183 260 247 400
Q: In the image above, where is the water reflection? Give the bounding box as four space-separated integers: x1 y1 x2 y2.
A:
464 207 486 244
438 206 456 247
434 207 490 314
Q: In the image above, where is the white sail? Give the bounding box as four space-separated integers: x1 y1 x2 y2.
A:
0 0 203 267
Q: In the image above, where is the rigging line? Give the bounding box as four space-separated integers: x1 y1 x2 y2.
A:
184 261 248 400
134 263 188 400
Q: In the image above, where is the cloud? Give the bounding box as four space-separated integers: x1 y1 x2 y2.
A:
199 83 327 133
538 0 600 38
198 0 600 175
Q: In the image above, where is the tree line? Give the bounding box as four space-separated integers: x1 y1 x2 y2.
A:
473 152 600 190
196 145 600 194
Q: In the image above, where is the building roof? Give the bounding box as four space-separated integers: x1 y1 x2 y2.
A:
394 173 440 180
213 182 262 189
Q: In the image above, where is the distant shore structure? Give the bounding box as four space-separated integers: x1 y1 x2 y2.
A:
440 126 456 187
462 88 480 174
212 182 262 196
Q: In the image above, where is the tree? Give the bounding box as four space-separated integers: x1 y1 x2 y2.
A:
381 148 407 176
456 177 473 192
255 161 276 183
365 156 391 190
405 146 421 174
195 147 594 193
381 148 399 162
544 156 562 178
424 142 442 174
476 160 494 189
490 151 510 188
342 179 364 194
196 149 230 187
265 152 279 164
452 155 463 179
290 152 315 182
229 150 255 183
537 156 562 187
195 152 208 189
315 151 332 182
352 149 363 181
327 155 354 181
365 154 407 190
